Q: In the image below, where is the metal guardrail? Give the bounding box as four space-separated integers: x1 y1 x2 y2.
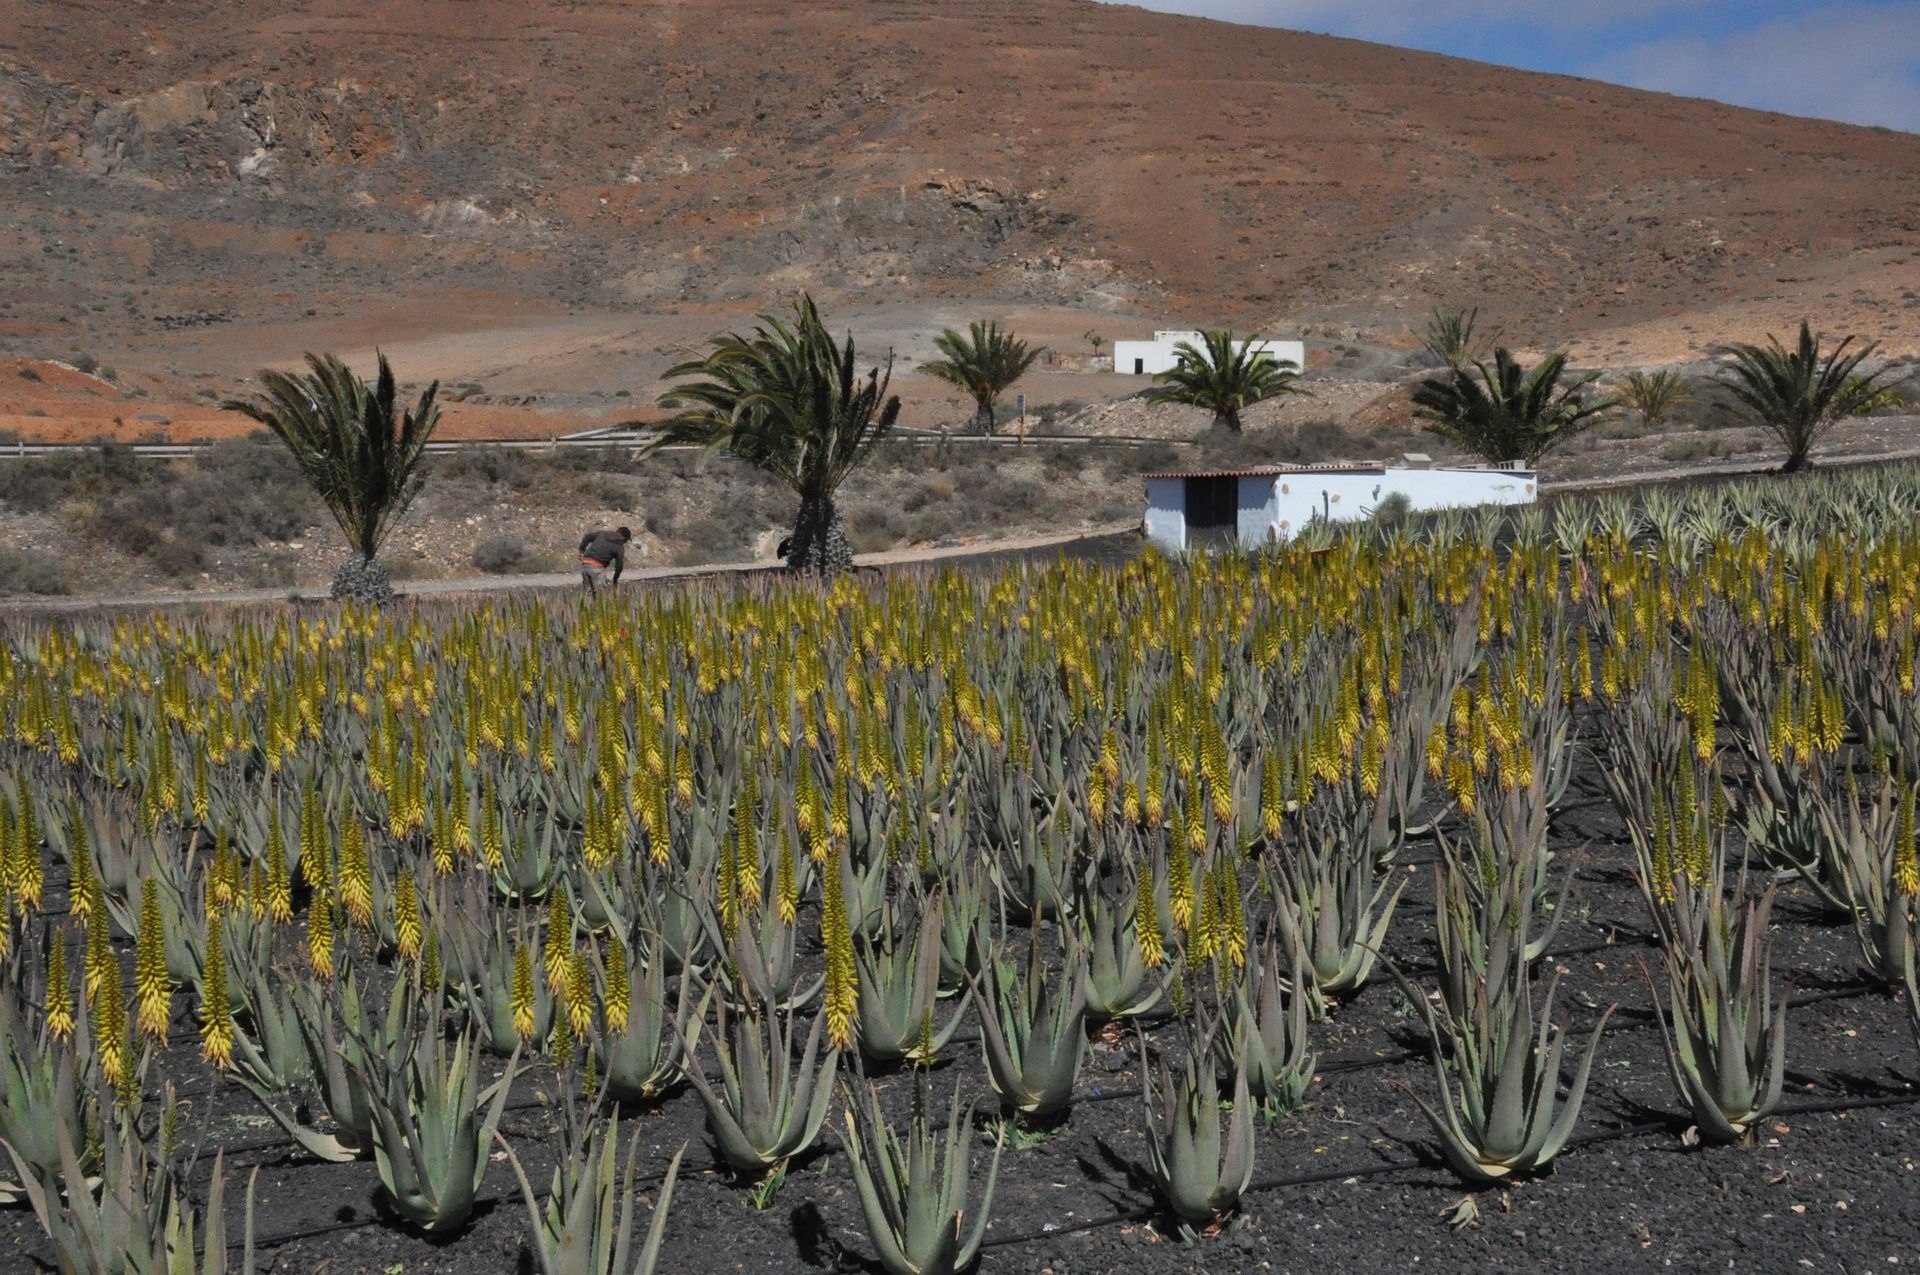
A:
0 430 1194 461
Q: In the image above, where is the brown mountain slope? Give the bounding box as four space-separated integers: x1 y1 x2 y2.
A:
1 0 1917 389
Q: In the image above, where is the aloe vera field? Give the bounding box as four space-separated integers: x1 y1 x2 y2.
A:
2 466 1919 1274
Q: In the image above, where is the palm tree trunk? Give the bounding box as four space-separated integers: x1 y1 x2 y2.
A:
1215 408 1242 433
973 399 996 435
787 493 854 577
330 554 395 606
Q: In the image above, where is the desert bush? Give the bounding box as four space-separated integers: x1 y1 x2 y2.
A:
0 548 69 594
472 536 538 574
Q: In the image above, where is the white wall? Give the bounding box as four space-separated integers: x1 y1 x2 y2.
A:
1382 468 1536 514
1271 470 1384 541
1143 466 1537 550
1143 476 1187 550
1264 467 1538 542
1238 476 1280 546
1113 333 1306 377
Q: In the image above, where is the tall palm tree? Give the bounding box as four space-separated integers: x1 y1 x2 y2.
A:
222 352 440 604
919 321 1045 434
1719 321 1888 472
1144 331 1306 433
1413 349 1612 466
650 295 899 576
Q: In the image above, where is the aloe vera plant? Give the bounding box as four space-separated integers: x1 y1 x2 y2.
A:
0 988 90 1204
1272 827 1404 1004
973 942 1089 1124
1653 876 1790 1143
1393 938 1615 1184
238 966 407 1162
592 939 690 1106
1433 807 1570 1030
1220 932 1315 1118
1822 774 1919 986
1079 879 1167 1023
499 1117 684 1275
364 1027 519 1232
3 1095 258 1274
840 1080 1003 1275
855 893 965 1064
680 990 838 1183
1142 1036 1257 1235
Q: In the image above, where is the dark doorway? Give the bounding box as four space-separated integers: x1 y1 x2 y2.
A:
1185 476 1238 546
1133 357 1144 374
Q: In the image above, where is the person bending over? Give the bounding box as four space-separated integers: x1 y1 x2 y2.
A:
578 526 632 594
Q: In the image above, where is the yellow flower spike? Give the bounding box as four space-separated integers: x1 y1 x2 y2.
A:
307 886 335 981
567 947 593 1040
821 848 858 1052
394 870 422 962
134 877 171 1042
339 817 373 931
1136 863 1165 968
199 915 235 1071
1895 784 1918 898
511 942 538 1041
45 930 76 1043
605 933 632 1034
545 894 573 995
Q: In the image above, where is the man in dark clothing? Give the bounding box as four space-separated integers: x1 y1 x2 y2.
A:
578 526 632 594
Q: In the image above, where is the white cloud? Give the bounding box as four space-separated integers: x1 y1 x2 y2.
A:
1588 3 1920 131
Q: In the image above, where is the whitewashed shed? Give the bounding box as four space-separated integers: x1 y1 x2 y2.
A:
1112 331 1305 377
1140 461 1537 551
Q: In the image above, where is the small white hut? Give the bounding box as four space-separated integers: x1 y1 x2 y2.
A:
1112 331 1305 377
1141 460 1536 550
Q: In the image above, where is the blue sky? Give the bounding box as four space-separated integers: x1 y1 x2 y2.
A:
1109 1 1920 131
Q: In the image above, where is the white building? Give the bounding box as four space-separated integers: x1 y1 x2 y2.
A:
1141 461 1536 551
1112 331 1305 377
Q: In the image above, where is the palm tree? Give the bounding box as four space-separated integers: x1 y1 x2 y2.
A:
1620 369 1690 429
1413 349 1613 466
222 352 440 604
919 321 1045 434
650 295 899 576
1719 321 1888 472
1144 331 1307 433
1422 307 1487 372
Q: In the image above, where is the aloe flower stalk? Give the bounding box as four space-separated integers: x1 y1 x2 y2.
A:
840 1080 1003 1275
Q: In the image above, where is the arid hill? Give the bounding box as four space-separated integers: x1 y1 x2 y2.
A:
0 0 1917 448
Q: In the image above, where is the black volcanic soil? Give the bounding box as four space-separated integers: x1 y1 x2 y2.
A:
2 753 1915 1275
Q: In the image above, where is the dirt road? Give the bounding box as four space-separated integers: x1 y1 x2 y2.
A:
0 522 1142 615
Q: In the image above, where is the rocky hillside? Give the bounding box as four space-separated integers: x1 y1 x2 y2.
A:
3 0 1917 349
